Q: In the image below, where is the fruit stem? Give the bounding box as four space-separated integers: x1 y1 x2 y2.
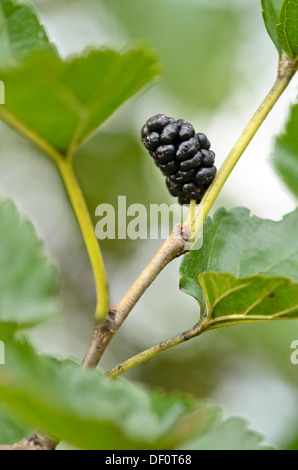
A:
190 199 196 234
57 158 109 322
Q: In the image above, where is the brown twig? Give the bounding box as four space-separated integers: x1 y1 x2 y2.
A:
82 224 190 368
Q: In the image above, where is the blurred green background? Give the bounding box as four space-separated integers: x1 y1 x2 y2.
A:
0 0 297 449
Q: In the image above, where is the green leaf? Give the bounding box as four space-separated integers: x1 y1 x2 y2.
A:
0 0 57 70
261 0 284 54
0 0 160 154
272 103 298 198
0 407 32 445
0 199 57 329
180 208 298 329
0 337 268 450
276 0 298 59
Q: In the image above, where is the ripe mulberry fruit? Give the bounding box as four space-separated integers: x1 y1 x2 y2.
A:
141 114 217 205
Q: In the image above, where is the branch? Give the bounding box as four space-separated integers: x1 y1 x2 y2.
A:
82 224 191 368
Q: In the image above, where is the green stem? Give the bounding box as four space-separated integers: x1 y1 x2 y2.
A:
57 158 109 321
106 319 207 378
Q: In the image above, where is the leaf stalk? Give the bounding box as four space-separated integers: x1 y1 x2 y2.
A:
57 158 109 321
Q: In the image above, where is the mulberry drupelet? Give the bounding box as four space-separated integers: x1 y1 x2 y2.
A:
141 114 217 205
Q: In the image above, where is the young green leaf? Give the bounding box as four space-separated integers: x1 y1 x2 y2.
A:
180 208 298 330
261 0 283 54
276 0 298 59
0 337 268 450
0 199 57 329
272 103 298 198
0 0 57 70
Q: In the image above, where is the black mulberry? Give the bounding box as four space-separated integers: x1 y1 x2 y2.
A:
141 114 217 205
